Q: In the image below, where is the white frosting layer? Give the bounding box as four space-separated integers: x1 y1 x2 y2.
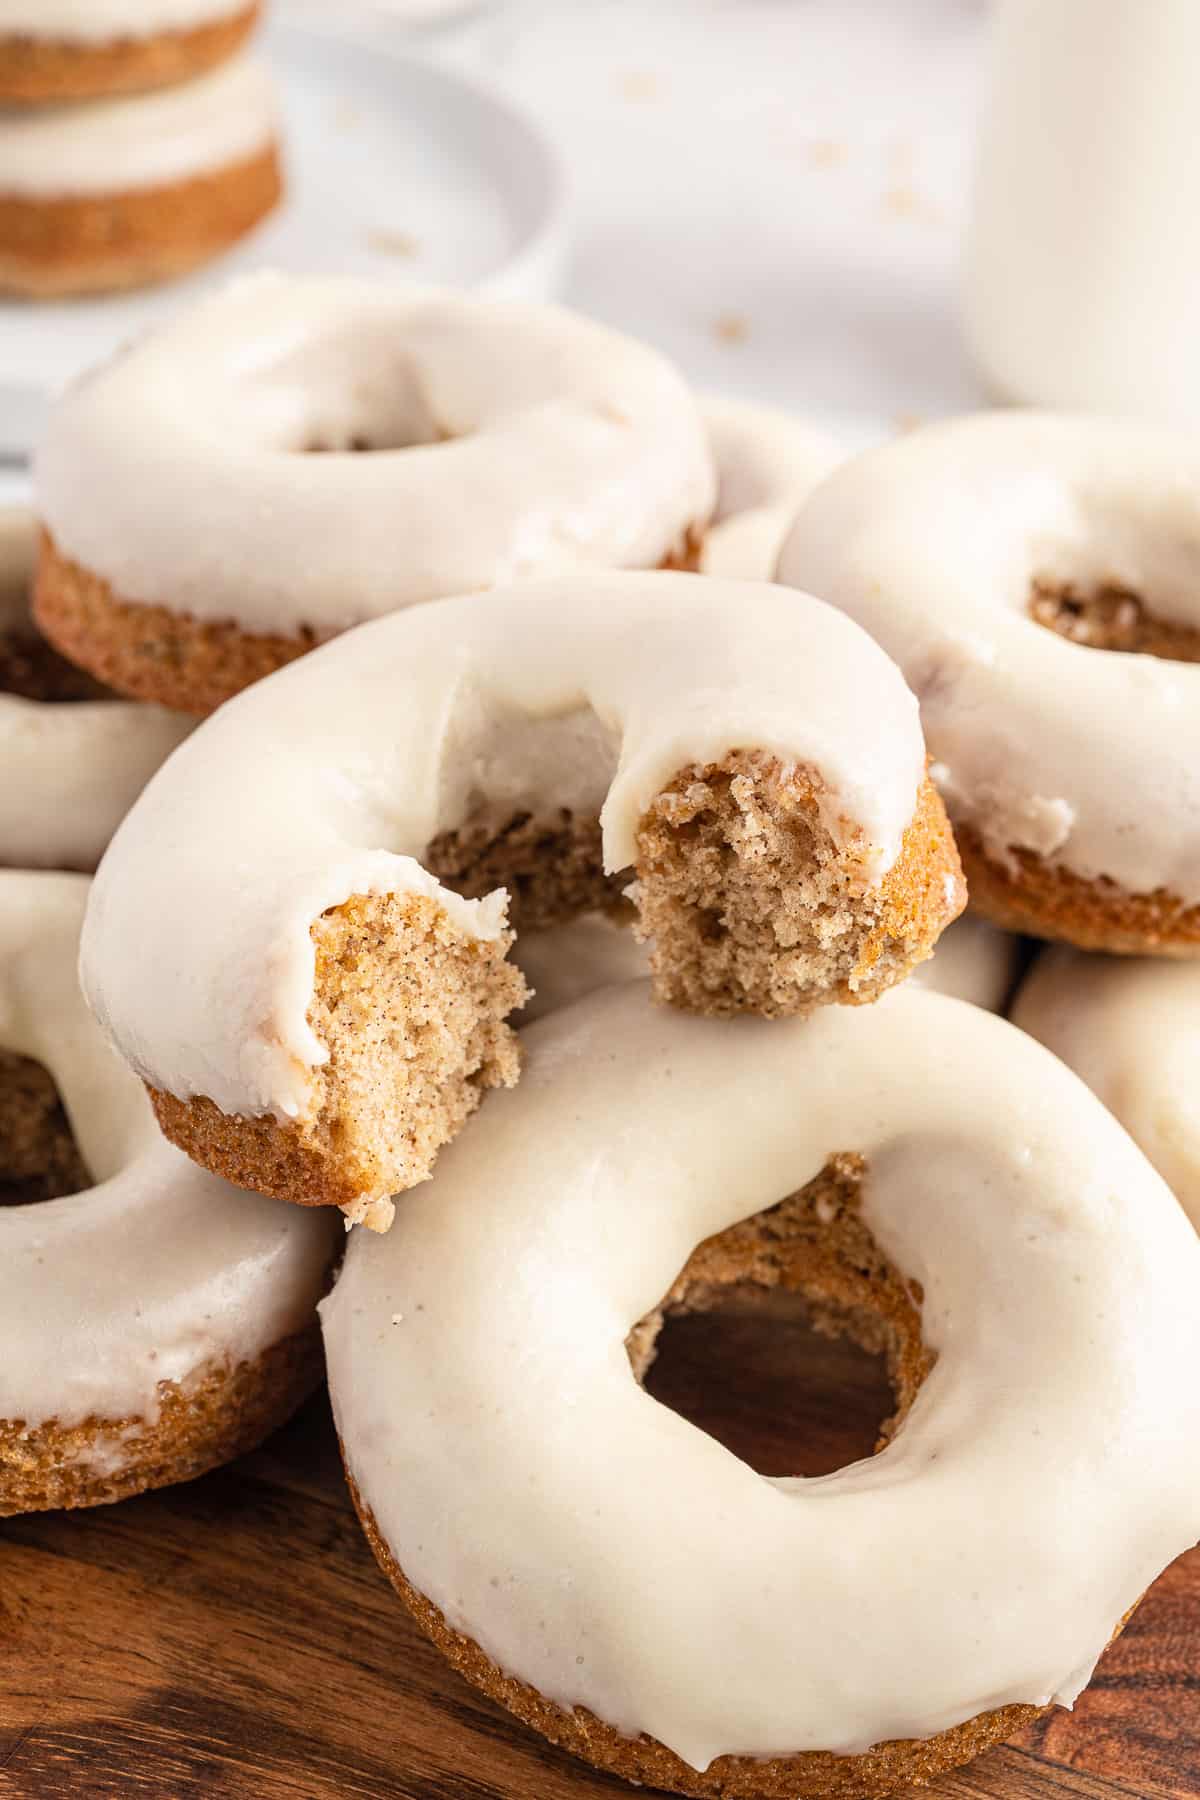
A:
81 571 926 1121
0 509 190 871
1013 949 1200 1233
321 981 1200 1767
780 411 1200 899
518 911 1019 1025
0 53 276 198
36 274 716 635
0 0 243 44
700 397 842 581
0 871 335 1431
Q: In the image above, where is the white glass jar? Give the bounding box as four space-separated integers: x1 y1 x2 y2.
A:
964 0 1200 421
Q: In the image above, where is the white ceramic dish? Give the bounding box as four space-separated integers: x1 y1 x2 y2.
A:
0 16 568 457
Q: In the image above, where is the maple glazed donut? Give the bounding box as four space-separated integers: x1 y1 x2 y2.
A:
699 397 842 580
517 911 1018 1025
780 411 1200 955
33 273 716 713
0 0 260 106
0 55 281 298
0 870 336 1516
80 571 964 1230
320 979 1200 1799
0 508 190 870
1013 950 1200 1233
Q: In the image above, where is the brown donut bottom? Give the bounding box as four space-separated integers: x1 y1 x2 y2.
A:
32 530 705 718
340 1157 1059 1799
957 826 1200 955
0 6 260 106
0 1324 323 1516
0 140 281 299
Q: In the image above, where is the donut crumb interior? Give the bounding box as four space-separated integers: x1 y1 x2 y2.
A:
632 753 964 1016
0 1047 90 1205
151 890 528 1229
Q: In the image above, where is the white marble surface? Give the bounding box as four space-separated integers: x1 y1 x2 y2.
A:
433 0 989 428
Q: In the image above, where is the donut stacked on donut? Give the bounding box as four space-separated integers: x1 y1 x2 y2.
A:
0 507 191 869
0 3 278 297
320 981 1200 1798
34 274 717 709
0 1 261 105
0 870 336 1515
780 411 1200 955
80 570 964 1228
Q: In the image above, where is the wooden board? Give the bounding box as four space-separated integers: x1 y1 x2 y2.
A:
2 1301 1197 1798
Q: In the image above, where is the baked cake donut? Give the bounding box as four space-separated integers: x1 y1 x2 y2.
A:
0 54 281 298
34 274 716 711
780 411 1200 954
0 0 259 106
321 980 1200 1799
1013 950 1200 1232
517 911 1018 1025
699 397 842 580
0 870 336 1516
81 572 964 1229
0 508 190 870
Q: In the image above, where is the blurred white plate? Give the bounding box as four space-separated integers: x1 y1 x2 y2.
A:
0 15 569 457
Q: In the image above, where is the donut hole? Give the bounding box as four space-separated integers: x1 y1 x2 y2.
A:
1 562 111 702
0 1048 90 1205
1029 580 1200 662
252 349 454 457
628 1154 933 1479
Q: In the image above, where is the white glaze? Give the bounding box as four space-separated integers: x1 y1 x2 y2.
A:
965 0 1200 423
81 570 926 1123
780 411 1200 900
518 911 1019 1025
0 509 190 871
699 397 842 581
321 980 1200 1768
0 0 244 45
35 273 716 636
1012 950 1200 1233
0 53 276 198
0 871 335 1431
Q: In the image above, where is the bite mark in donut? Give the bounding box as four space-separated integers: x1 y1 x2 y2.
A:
151 891 528 1231
634 757 961 1015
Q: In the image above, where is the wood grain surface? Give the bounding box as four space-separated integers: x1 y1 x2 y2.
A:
1 1299 1196 1798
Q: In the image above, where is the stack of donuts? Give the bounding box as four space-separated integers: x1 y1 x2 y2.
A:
0 0 280 296
4 271 1200 1800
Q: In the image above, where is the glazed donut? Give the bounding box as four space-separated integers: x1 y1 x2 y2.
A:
0 0 260 106
1012 950 1200 1232
517 911 1019 1025
0 870 336 1516
33 274 716 713
320 979 1200 1799
0 55 281 298
0 508 190 870
81 571 964 1229
699 397 842 580
780 411 1200 955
